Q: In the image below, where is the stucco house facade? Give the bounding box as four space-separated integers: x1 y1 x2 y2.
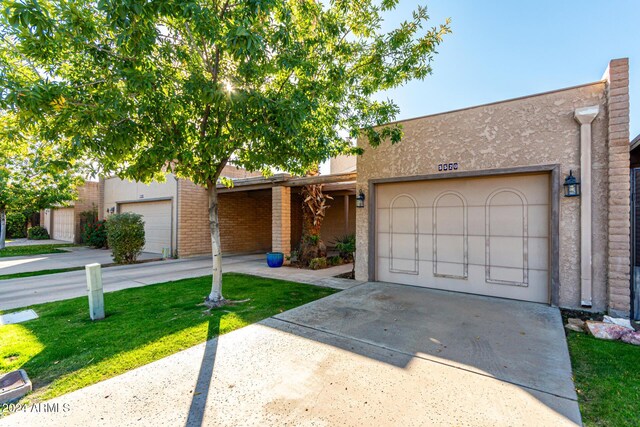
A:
355 58 631 317
53 58 632 318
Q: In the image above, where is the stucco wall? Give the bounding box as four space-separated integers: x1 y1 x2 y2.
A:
103 174 179 251
356 81 612 311
330 155 357 174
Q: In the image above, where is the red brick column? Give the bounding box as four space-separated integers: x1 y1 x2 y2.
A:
605 58 631 316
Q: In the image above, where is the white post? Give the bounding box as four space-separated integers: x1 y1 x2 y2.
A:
574 105 600 307
86 263 105 320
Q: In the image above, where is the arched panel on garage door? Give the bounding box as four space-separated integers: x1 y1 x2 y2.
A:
433 191 468 279
389 194 419 275
485 188 528 287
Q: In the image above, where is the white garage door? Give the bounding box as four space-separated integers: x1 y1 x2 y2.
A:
376 173 550 303
120 201 172 254
52 208 75 242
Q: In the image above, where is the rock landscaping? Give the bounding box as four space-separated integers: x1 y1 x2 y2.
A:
563 311 640 345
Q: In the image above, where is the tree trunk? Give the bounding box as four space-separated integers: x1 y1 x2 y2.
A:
206 184 224 304
0 209 6 250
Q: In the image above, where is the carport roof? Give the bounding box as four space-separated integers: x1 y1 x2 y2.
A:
217 172 357 193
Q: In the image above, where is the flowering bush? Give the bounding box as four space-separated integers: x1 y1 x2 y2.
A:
82 220 108 248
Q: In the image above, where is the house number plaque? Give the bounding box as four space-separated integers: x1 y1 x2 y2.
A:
438 162 459 172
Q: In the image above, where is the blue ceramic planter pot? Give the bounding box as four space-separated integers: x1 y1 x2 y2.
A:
266 252 284 268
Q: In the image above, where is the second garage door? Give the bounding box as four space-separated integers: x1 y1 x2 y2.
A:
376 173 550 303
120 201 172 254
52 208 75 242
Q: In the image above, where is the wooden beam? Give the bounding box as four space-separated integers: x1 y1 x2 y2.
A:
282 172 357 187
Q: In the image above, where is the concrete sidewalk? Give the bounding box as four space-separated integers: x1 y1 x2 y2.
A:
0 255 359 311
0 282 581 426
0 247 159 275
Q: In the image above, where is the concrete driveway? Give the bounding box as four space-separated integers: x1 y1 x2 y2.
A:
1 282 581 426
0 247 159 275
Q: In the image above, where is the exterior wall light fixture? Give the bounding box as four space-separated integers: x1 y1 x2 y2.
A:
564 170 581 197
356 190 366 208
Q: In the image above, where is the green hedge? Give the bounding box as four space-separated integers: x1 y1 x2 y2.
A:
107 213 145 264
28 226 50 240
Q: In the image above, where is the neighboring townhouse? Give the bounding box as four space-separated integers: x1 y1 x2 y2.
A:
100 164 356 257
40 181 101 243
355 58 632 317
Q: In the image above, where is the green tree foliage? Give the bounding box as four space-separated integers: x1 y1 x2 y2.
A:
5 211 26 238
106 213 145 264
1 0 450 303
0 144 82 248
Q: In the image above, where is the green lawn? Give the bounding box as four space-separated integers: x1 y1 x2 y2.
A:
0 273 336 405
0 244 76 258
568 332 640 426
0 267 83 281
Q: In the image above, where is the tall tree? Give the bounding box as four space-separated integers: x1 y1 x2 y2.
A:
1 0 449 305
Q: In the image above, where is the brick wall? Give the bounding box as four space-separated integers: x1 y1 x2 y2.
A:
98 178 105 221
272 186 291 257
605 58 631 316
219 190 272 254
73 181 100 243
177 179 210 257
177 180 272 256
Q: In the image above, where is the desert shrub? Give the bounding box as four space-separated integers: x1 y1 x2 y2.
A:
107 213 145 264
328 255 343 266
83 220 108 248
309 257 327 270
333 234 355 262
27 226 50 240
304 234 320 245
5 212 27 238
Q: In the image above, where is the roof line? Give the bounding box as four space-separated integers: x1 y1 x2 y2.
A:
383 80 606 127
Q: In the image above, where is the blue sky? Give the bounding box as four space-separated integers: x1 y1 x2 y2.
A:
377 0 639 137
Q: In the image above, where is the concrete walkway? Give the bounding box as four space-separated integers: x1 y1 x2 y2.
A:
0 247 159 275
0 254 359 311
0 282 581 426
3 238 70 247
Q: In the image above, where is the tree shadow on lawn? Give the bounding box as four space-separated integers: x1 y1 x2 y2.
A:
1 273 336 402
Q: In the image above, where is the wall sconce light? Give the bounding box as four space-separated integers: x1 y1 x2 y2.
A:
356 190 365 208
107 207 115 214
564 170 580 197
